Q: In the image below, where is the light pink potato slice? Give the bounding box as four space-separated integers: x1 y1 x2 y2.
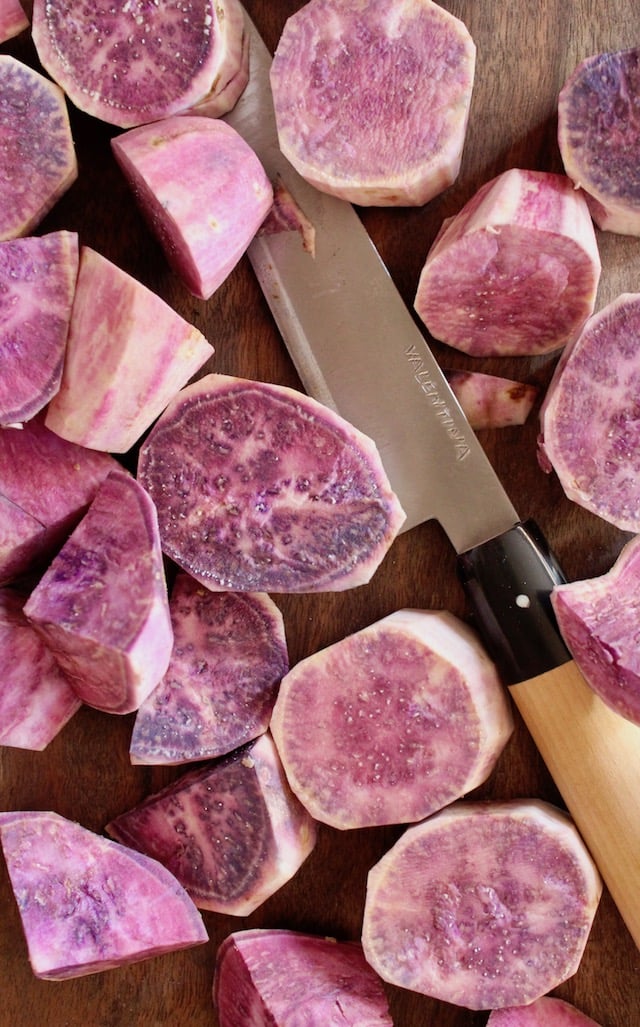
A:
213 929 393 1027
0 231 78 426
107 733 317 916
112 116 273 300
550 534 640 726
558 47 640 235
0 0 28 44
0 588 80 750
538 292 640 532
415 169 601 356
444 369 538 429
0 810 207 980
44 246 214 453
361 799 602 1010
24 469 173 715
270 609 513 829
487 995 602 1027
130 574 288 765
270 0 475 206
137 373 406 593
32 0 247 129
0 56 77 240
0 414 119 585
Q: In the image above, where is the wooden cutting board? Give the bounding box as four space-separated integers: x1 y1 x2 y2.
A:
2 2 639 1024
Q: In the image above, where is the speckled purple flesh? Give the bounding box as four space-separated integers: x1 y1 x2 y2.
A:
0 810 207 980
214 930 393 1026
130 574 288 764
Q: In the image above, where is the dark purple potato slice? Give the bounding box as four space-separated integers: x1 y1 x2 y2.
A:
214 929 393 1027
107 733 316 915
0 231 78 426
558 47 640 235
0 0 28 44
137 373 405 593
550 534 640 726
414 169 601 357
487 996 603 1027
0 588 80 750
44 246 213 453
443 369 538 429
270 0 475 206
24 469 173 715
270 609 513 829
0 56 77 241
32 0 248 129
130 574 288 765
361 799 602 1010
111 116 273 301
0 810 207 980
0 414 119 584
538 292 640 532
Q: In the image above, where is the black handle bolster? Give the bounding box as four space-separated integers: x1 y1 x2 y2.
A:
456 520 571 686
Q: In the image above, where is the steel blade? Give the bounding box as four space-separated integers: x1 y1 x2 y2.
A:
225 9 519 549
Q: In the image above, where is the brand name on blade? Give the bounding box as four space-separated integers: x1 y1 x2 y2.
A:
405 343 470 460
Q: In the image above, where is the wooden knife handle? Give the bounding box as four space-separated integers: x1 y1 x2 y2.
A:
510 661 640 950
457 520 640 949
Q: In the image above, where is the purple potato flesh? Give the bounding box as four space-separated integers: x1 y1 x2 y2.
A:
270 0 475 206
414 169 600 357
551 534 640 725
0 231 79 426
0 810 207 980
130 573 288 765
487 995 603 1026
0 0 28 44
444 370 538 429
0 55 77 240
24 469 173 715
362 799 602 1010
31 0 248 129
538 292 640 532
0 588 80 750
213 929 393 1026
0 414 119 585
112 116 273 301
270 609 513 829
107 733 317 915
137 373 405 593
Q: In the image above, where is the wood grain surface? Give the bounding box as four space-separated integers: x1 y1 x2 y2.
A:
2 2 640 1024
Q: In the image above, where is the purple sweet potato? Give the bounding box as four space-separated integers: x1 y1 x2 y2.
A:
24 469 173 715
44 246 214 453
214 929 393 1027
270 0 476 206
0 0 27 44
0 415 119 584
550 534 640 725
270 609 513 829
31 0 248 128
538 292 640 532
112 116 273 301
0 588 80 750
558 47 640 235
130 573 288 765
361 799 602 1010
0 231 79 426
414 169 601 356
0 810 207 980
444 369 538 429
137 373 405 593
487 995 602 1027
0 55 77 240
107 733 317 916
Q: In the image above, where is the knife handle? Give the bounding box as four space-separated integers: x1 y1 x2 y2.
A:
458 520 640 950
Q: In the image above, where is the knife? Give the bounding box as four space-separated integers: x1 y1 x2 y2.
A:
225 7 640 949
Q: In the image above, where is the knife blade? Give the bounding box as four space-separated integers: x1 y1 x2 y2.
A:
225 7 640 949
